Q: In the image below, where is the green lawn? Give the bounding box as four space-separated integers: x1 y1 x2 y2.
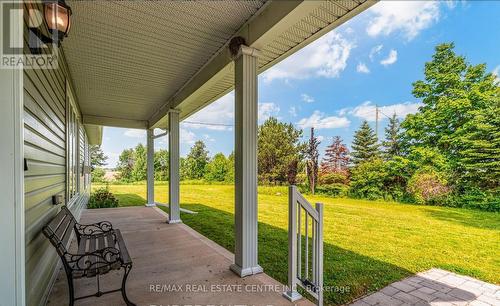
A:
93 183 500 305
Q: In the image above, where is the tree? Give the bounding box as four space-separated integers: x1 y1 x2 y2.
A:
401 43 500 188
351 121 380 165
91 167 105 182
321 136 349 173
184 140 209 179
349 158 387 200
227 152 235 182
117 148 135 181
154 150 169 181
205 153 231 182
382 114 403 158
89 145 108 170
131 143 147 181
453 98 500 189
258 117 305 184
304 128 320 194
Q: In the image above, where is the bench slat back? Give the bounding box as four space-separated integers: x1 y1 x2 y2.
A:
43 206 77 256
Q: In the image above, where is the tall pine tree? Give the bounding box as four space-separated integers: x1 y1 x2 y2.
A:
351 121 380 164
321 136 349 172
382 113 402 158
305 127 320 194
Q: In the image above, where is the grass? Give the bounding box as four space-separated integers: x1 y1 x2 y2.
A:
93 183 500 305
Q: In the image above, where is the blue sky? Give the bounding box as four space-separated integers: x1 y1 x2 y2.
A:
101 1 500 168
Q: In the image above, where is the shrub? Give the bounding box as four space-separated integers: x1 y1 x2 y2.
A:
319 171 349 185
349 158 387 200
316 183 349 197
91 167 105 183
445 188 500 212
295 172 307 185
407 170 450 205
88 186 119 209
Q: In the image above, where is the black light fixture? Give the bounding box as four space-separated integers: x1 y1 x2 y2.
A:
29 0 72 53
44 0 72 41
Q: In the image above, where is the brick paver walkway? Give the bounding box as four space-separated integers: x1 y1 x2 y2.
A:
350 268 499 306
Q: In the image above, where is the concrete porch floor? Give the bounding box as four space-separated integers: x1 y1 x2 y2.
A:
46 206 313 306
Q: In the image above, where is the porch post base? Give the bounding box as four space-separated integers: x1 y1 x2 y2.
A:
167 219 182 224
282 290 302 302
145 203 156 207
229 263 263 277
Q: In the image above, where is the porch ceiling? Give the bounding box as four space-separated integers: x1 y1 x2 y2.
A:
63 0 374 131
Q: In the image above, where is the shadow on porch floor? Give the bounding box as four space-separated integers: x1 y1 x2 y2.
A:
46 206 313 306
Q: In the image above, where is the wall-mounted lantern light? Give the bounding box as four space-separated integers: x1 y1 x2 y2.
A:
29 0 72 53
44 0 72 41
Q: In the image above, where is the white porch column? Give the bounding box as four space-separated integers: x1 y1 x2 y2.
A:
167 110 181 223
146 129 155 207
230 45 263 277
0 4 25 305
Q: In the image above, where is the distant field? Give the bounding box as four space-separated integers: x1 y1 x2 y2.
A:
93 183 500 305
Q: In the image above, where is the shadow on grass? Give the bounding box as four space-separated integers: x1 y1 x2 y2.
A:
174 203 412 305
424 208 500 230
114 193 147 207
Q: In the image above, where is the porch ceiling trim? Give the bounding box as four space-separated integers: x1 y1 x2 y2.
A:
149 0 376 129
83 115 148 130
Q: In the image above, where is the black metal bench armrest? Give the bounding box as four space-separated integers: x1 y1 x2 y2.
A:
75 220 113 237
64 247 123 272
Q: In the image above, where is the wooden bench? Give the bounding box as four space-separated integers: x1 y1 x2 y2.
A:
43 206 135 306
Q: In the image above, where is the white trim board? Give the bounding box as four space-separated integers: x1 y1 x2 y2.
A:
0 6 25 305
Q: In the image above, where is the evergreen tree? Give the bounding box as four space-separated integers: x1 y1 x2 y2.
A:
321 136 349 172
351 121 380 164
305 128 320 194
185 140 209 179
258 117 304 184
89 145 108 170
454 98 500 188
382 113 403 158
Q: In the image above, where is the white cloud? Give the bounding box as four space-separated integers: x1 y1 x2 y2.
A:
180 128 196 145
356 62 370 74
203 134 215 142
350 101 422 122
316 135 325 143
123 129 146 138
262 31 354 82
380 49 398 66
369 44 383 61
289 106 298 117
297 111 351 130
258 103 280 122
104 152 120 168
301 94 315 103
492 65 500 84
183 92 234 131
366 1 441 40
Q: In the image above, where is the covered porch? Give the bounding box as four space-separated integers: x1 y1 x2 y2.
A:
1 1 375 305
46 206 313 306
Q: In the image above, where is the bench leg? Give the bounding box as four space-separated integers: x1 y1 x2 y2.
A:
65 272 75 306
121 264 136 306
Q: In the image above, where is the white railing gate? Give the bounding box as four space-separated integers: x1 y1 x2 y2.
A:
283 185 324 306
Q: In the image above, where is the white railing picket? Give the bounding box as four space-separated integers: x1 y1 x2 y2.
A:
283 185 324 306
